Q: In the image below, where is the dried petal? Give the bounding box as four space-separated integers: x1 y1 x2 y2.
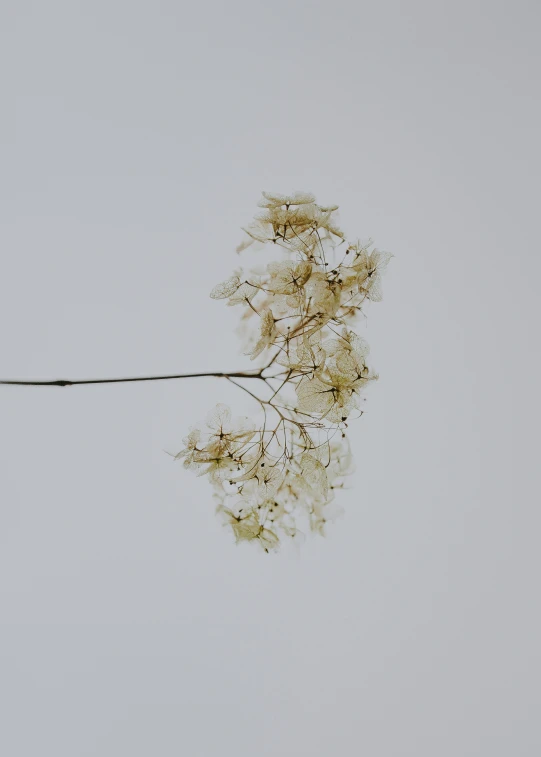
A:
210 271 242 299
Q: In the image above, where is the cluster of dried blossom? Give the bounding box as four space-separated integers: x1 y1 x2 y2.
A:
175 192 391 552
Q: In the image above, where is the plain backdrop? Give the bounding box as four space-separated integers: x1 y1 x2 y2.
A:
1 1 539 755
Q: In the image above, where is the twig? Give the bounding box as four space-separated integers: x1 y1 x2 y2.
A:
0 371 265 387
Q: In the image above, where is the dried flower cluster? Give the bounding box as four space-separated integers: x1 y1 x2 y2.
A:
175 192 391 552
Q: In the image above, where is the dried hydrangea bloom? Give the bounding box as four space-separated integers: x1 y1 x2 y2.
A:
227 282 258 306
322 327 369 360
352 248 393 302
257 191 316 209
210 270 243 300
277 333 326 372
176 192 392 552
204 404 256 454
267 260 313 295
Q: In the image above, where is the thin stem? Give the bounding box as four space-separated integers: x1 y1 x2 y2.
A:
0 371 264 388
225 376 267 407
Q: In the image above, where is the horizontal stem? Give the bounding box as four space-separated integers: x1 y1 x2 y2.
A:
0 371 264 387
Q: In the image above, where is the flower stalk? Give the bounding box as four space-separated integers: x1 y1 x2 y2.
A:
0 371 266 387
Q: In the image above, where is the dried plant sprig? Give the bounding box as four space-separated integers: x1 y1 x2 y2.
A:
0 190 391 554
176 192 392 552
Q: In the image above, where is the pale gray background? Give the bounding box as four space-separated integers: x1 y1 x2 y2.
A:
0 1 539 755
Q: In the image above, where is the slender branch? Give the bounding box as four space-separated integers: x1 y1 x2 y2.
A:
0 371 264 388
